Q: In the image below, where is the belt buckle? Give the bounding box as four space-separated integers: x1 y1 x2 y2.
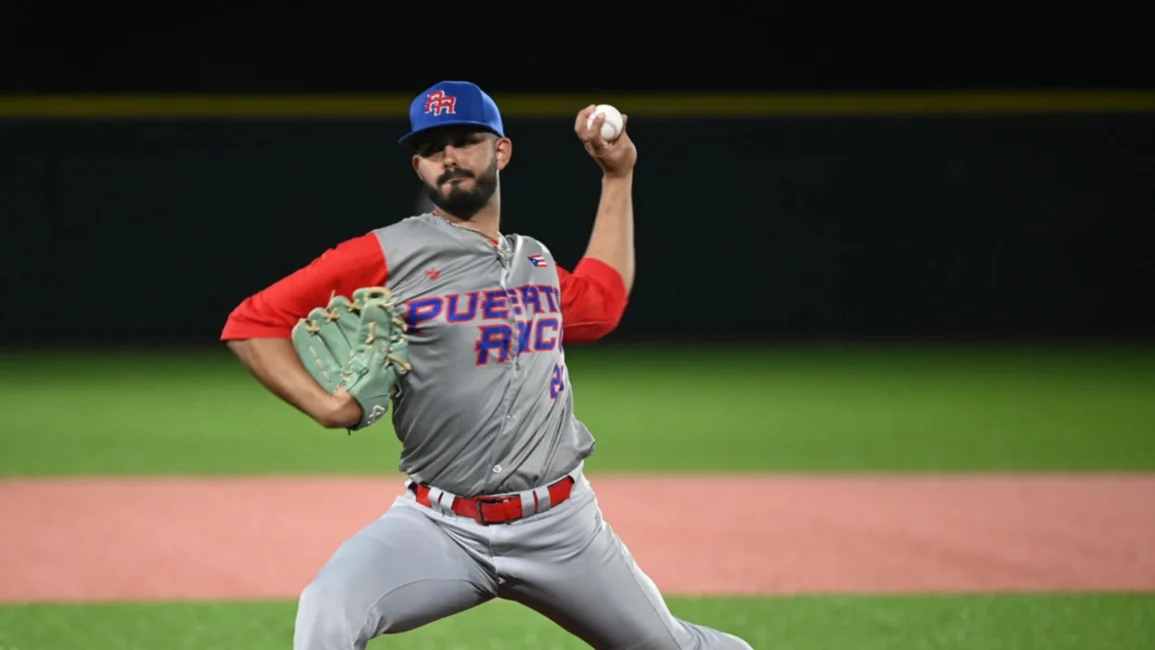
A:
473 494 514 526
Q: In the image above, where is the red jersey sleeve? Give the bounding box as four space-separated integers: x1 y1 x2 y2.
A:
557 257 629 343
220 232 388 341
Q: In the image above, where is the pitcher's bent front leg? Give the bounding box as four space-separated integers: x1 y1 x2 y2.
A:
294 500 497 650
495 477 753 649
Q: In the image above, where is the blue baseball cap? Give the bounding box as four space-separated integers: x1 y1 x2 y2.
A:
398 81 504 148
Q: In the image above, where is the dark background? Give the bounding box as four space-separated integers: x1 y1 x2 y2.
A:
2 22 1153 347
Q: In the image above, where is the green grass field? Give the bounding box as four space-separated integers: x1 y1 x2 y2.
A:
2 344 1154 648
2 595 1153 650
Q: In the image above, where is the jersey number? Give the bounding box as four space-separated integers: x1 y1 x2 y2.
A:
550 363 566 399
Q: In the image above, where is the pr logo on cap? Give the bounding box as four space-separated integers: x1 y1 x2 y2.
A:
424 90 457 116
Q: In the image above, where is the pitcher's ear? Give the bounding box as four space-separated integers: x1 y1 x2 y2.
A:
495 137 512 169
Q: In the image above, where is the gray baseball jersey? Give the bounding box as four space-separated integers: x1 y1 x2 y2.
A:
378 214 594 496
222 212 617 497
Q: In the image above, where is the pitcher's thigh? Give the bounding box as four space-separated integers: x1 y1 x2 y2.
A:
294 504 496 650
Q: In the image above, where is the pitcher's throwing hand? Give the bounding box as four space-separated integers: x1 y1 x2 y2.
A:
576 104 637 178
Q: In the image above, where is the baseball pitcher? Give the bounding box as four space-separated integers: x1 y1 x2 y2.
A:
221 81 752 650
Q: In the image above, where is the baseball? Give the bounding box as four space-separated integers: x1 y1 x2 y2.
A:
587 104 623 141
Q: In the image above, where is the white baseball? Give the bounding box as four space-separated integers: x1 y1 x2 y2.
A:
587 104 623 141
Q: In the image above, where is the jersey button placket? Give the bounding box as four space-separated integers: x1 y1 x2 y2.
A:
490 244 517 489
502 252 521 372
499 248 520 384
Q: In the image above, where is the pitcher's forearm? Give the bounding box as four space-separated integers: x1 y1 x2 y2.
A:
582 173 635 292
226 338 341 425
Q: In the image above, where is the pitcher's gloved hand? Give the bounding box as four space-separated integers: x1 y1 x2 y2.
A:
292 287 412 431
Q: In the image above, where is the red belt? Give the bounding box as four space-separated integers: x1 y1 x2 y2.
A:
412 476 576 525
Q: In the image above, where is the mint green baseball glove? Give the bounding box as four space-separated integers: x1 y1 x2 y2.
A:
291 287 412 431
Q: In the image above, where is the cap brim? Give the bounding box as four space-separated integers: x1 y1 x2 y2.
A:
398 121 503 148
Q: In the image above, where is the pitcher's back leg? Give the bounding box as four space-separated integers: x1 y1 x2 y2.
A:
294 500 497 650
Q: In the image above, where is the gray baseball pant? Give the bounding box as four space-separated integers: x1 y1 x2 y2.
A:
293 467 753 649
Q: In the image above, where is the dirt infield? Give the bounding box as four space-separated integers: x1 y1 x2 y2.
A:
1 474 1153 603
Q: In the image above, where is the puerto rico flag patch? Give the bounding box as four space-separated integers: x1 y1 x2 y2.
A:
528 254 547 268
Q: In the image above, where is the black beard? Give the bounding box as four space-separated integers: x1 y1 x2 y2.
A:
423 161 498 220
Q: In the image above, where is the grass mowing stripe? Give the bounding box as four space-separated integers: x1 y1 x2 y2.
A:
0 594 1152 649
2 345 1153 475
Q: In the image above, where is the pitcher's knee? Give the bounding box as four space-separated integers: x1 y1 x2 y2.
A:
294 576 367 649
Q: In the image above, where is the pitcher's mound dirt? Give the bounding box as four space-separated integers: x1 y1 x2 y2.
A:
0 474 1152 603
